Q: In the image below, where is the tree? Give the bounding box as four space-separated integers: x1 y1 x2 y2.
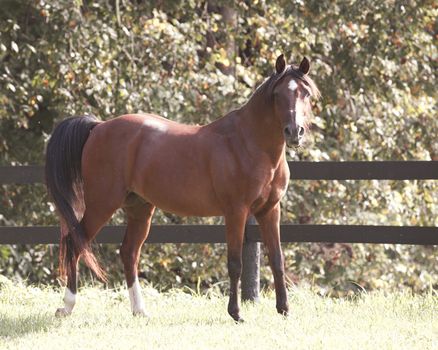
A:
1 0 436 293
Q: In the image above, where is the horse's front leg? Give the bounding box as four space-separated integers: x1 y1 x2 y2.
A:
224 209 248 323
255 203 289 316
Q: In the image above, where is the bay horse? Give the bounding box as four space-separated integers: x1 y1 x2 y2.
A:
45 54 320 322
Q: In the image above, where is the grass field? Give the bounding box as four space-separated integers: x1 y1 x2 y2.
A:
0 277 436 350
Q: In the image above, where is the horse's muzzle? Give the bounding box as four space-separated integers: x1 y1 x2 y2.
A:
284 126 303 148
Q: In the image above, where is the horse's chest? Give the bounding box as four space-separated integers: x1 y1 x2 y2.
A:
250 186 273 213
250 167 289 215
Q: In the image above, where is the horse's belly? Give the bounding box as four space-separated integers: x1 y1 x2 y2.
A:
134 174 222 217
143 189 222 217
150 197 222 217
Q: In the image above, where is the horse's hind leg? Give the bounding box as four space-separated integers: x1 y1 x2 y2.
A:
55 183 125 317
120 193 155 316
55 221 80 317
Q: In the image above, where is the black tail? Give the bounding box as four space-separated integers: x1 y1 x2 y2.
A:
45 115 106 282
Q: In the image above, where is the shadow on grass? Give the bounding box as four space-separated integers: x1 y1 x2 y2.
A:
0 312 59 338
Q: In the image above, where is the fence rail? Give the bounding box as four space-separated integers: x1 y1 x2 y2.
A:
0 225 436 245
1 161 437 246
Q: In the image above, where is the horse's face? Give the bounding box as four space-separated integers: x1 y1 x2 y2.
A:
273 55 312 148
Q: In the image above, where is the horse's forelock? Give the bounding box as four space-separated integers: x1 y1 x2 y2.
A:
279 66 320 99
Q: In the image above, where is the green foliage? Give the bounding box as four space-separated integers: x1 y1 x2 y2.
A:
0 1 436 293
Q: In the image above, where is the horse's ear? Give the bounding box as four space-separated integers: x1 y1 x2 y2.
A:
299 57 310 75
275 54 286 74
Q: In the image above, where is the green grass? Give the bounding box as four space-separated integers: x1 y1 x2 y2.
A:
0 277 436 350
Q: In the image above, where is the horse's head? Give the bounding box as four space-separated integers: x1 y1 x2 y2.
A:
272 54 319 148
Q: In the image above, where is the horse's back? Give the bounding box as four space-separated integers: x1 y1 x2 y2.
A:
103 113 199 135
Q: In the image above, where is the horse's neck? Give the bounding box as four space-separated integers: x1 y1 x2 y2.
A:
235 101 286 165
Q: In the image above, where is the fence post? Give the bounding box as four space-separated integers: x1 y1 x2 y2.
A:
241 215 260 302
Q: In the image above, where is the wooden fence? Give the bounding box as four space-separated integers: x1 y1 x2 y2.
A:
1 161 437 300
1 161 437 245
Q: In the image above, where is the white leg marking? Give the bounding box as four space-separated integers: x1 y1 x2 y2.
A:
55 287 76 317
63 287 76 313
129 278 147 317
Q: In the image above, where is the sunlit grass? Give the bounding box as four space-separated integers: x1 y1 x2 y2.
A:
0 277 436 350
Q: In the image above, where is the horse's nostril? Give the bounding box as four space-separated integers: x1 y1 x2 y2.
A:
284 127 292 136
298 126 305 137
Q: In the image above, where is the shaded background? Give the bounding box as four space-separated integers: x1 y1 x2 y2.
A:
0 0 436 295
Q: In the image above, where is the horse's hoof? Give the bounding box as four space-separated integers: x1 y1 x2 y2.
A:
277 308 289 317
235 317 245 324
55 308 71 318
230 314 244 323
132 309 149 318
